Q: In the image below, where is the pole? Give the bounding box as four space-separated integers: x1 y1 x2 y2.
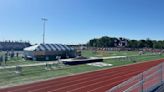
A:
43 20 45 44
141 73 144 92
41 18 48 44
161 63 163 83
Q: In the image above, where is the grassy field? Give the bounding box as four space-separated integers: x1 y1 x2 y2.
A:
0 50 164 88
81 50 152 57
0 50 153 66
104 54 164 66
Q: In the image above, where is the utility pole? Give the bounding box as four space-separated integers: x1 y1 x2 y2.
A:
41 18 48 44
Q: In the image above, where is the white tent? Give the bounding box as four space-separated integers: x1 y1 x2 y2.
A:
24 44 76 61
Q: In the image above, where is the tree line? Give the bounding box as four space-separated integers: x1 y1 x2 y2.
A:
87 36 164 49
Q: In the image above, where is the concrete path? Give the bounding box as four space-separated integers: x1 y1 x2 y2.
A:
0 61 59 69
0 56 127 69
101 56 127 59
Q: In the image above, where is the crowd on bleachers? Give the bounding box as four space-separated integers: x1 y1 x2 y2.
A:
0 41 31 51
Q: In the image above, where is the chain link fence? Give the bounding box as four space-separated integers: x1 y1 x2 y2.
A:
107 62 164 92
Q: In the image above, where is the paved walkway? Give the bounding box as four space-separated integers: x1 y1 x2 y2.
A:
0 56 126 69
0 61 59 69
101 56 127 59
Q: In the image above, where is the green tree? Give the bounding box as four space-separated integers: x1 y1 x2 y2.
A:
145 38 153 48
128 40 138 48
87 36 164 49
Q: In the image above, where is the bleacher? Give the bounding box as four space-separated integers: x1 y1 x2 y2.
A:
0 41 31 51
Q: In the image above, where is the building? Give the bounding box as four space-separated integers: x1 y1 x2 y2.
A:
114 38 128 47
0 41 31 51
24 44 76 61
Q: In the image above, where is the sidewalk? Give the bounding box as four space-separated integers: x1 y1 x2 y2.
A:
0 61 58 69
0 56 127 69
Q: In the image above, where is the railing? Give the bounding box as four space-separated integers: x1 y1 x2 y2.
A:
107 62 164 92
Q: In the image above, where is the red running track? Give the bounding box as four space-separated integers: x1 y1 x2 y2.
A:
0 59 164 92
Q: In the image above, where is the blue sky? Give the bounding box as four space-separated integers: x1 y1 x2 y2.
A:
0 0 163 44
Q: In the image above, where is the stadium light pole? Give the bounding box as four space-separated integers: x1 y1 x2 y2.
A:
41 18 48 44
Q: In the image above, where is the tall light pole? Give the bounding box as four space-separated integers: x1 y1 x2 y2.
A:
41 18 48 44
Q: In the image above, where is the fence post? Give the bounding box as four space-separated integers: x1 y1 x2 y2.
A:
161 63 163 83
141 73 144 92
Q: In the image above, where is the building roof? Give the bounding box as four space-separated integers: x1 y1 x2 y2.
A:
24 44 74 51
0 41 31 51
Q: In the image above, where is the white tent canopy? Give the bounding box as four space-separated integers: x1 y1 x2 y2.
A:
24 44 74 52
